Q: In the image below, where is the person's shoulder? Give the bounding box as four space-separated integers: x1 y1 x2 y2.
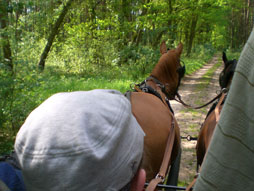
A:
0 153 26 191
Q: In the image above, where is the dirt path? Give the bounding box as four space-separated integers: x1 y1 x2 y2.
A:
171 55 223 186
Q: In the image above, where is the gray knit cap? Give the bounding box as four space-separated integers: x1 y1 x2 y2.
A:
15 89 144 191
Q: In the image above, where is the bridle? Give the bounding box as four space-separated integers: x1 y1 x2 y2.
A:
175 60 186 96
144 60 186 101
219 59 237 89
133 60 185 114
138 60 227 111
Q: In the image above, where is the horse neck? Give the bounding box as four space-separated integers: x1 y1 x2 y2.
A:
220 65 235 89
225 77 233 89
145 80 169 106
150 68 178 96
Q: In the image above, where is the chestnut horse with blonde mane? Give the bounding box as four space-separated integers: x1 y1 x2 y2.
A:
196 52 237 168
128 41 184 188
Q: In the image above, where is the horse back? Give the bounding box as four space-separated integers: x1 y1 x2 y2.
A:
130 92 180 181
196 105 223 166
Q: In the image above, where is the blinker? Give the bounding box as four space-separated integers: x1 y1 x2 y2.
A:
177 63 185 79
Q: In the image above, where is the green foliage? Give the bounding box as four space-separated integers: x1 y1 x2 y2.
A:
224 49 241 61
0 66 13 128
197 62 221 90
192 44 216 59
118 44 160 79
182 44 215 75
0 0 247 153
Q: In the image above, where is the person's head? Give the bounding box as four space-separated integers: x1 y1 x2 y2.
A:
14 89 145 191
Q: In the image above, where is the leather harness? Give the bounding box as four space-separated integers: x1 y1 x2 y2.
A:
133 76 175 114
126 76 178 191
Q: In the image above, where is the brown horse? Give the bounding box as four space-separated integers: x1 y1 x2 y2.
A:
129 41 184 185
196 52 237 168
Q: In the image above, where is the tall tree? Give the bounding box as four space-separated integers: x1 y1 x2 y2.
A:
187 14 198 56
0 0 13 71
38 0 76 71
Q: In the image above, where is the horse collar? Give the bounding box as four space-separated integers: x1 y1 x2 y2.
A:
134 78 174 114
205 88 228 119
146 76 165 89
146 76 174 100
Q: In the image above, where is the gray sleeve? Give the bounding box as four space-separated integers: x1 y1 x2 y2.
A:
194 28 254 191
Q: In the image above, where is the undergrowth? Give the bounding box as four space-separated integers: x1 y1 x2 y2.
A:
0 47 234 154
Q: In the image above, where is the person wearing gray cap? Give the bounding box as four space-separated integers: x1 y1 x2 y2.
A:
14 89 146 191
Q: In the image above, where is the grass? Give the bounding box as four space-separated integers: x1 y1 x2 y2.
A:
0 73 139 154
37 76 136 101
225 49 241 61
188 124 197 131
196 62 221 91
0 130 16 154
181 108 200 116
184 58 207 75
182 49 214 75
0 51 220 154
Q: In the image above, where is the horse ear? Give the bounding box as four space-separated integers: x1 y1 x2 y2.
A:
160 41 167 55
176 43 183 55
222 51 227 63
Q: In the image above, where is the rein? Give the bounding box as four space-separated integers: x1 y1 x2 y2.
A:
146 115 175 191
137 75 228 110
174 88 228 110
215 91 226 123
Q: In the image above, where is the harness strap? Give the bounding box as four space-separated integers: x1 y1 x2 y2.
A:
134 85 143 92
185 173 199 191
146 76 164 87
148 76 175 100
124 90 176 190
135 84 163 101
215 92 226 123
146 115 176 191
132 77 178 191
134 83 174 114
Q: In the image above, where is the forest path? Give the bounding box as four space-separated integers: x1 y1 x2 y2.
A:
170 55 223 186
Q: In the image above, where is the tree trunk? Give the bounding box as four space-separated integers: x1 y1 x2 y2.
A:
38 0 75 71
132 0 150 46
230 8 235 49
168 0 173 29
152 29 167 48
0 0 13 71
245 0 251 42
186 14 198 56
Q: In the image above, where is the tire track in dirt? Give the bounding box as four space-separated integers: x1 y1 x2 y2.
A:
171 55 223 186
